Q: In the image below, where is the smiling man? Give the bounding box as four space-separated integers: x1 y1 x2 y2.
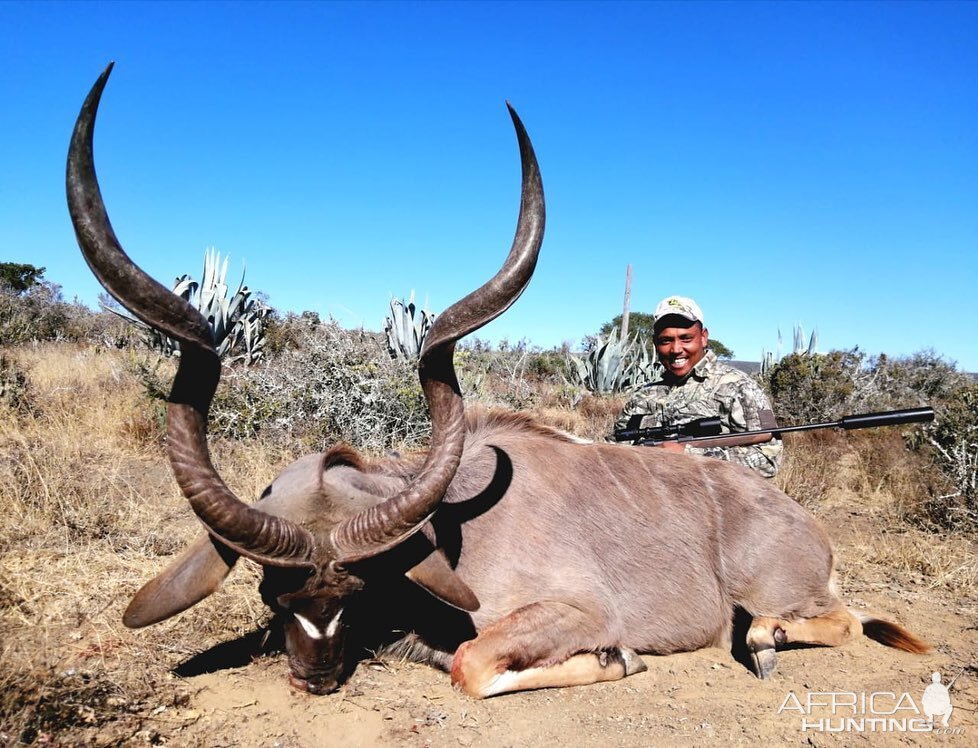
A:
614 296 783 477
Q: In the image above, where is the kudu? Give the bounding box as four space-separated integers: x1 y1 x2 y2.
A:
67 64 929 698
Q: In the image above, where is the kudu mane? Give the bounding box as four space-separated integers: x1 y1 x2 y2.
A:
324 408 579 500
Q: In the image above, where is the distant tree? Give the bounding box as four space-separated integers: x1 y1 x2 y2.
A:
706 338 734 359
599 313 656 342
597 313 734 359
299 310 322 326
0 263 45 293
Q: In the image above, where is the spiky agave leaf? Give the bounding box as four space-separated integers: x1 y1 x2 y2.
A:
570 327 656 394
384 290 436 360
108 248 268 365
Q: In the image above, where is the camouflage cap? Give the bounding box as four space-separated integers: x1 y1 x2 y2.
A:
653 295 704 327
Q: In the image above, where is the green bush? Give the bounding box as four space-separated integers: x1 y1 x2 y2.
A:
455 339 574 410
765 348 974 424
765 349 864 423
0 262 46 293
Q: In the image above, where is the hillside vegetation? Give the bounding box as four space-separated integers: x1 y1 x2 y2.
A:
1 284 976 745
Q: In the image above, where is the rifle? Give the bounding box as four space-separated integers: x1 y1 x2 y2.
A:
613 407 935 447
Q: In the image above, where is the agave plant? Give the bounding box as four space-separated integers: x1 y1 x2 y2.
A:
384 291 436 360
761 324 818 375
108 248 269 365
570 327 657 394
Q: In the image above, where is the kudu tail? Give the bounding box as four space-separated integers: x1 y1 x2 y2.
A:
855 613 932 654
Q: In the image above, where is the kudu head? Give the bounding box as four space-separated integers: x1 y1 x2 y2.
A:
66 63 544 694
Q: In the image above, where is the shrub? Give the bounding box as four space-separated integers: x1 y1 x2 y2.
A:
1 282 83 344
917 382 978 527
858 350 974 410
763 347 978 529
263 310 324 354
0 352 28 411
0 283 137 348
454 339 576 410
764 348 973 425
208 321 429 452
765 349 865 423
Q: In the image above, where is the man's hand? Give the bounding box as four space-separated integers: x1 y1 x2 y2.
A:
656 441 685 453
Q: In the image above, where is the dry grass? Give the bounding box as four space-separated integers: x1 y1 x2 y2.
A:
776 429 978 597
773 430 848 508
1 343 974 744
0 345 276 744
528 393 628 441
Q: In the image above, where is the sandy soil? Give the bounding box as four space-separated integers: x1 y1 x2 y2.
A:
116 487 977 748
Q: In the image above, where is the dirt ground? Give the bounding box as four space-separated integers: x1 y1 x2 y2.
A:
116 480 976 748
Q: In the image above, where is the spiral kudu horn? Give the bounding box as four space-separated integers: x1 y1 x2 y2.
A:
331 103 545 563
66 63 316 568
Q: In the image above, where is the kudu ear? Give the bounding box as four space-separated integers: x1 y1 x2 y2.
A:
123 532 239 628
406 548 480 612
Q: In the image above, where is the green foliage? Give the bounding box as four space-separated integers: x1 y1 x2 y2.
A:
111 248 269 365
707 339 734 359
0 263 45 293
384 291 435 360
765 350 864 423
525 346 574 381
764 348 972 425
263 310 324 355
596 313 733 359
570 327 657 395
599 313 656 342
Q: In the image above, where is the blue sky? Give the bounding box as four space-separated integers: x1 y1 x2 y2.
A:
2 1 976 370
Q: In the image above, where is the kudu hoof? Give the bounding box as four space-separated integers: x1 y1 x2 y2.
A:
746 621 785 679
620 647 648 676
750 645 777 679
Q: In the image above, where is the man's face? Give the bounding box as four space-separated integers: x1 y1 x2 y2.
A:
654 322 708 380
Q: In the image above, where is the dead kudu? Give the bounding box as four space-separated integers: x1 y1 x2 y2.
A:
67 64 929 698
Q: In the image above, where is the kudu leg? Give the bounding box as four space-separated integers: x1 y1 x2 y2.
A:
451 602 647 698
747 607 861 679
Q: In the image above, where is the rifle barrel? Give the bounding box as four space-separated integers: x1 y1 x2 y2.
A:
680 407 935 444
838 408 935 429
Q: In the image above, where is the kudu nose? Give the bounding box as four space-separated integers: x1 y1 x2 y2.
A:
288 671 340 695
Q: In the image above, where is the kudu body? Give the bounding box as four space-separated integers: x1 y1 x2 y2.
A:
68 65 928 699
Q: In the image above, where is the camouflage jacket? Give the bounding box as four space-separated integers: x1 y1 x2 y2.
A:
613 350 783 477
